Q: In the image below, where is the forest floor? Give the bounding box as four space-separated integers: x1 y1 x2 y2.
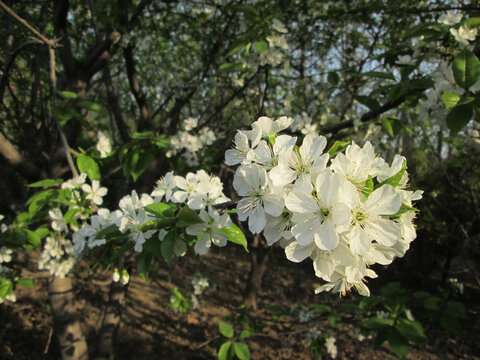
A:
1 241 479 360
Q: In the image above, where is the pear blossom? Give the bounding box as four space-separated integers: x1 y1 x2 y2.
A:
183 117 198 131
61 173 87 189
225 131 252 166
186 209 231 255
270 133 329 187
151 172 176 202
285 171 351 250
0 247 13 263
250 116 294 147
96 131 112 158
49 208 67 232
439 11 462 25
82 180 108 205
450 26 478 45
233 164 284 233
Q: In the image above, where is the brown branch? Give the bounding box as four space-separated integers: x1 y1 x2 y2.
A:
0 131 41 180
103 64 130 142
0 1 61 48
94 280 129 360
123 44 151 131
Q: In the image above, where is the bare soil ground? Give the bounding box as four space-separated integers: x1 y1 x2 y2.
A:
1 242 479 360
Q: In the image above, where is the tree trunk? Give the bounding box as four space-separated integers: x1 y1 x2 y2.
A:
94 281 128 360
48 276 89 360
244 234 270 310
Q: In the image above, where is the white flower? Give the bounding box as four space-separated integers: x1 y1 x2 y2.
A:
49 208 67 232
96 131 112 158
61 173 87 189
183 117 198 131
270 133 329 187
330 141 388 184
82 180 108 205
192 273 210 295
344 184 402 255
186 209 231 255
233 164 284 233
151 172 176 202
272 18 288 33
247 135 296 170
119 190 153 214
0 247 13 263
325 335 337 359
250 116 294 147
439 11 462 26
305 327 321 345
396 55 416 66
450 26 478 45
225 131 252 166
285 172 351 251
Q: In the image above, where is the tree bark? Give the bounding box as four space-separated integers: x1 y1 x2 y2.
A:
244 234 270 310
94 281 128 360
48 276 89 360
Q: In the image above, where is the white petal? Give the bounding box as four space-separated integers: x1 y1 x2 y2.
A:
285 241 312 262
314 220 339 250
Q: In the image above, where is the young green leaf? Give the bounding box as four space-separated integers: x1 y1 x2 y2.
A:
218 321 234 338
27 179 63 188
452 49 480 90
161 231 176 265
446 103 473 135
375 161 406 189
441 92 461 109
76 154 101 181
218 341 233 360
176 206 204 228
218 224 248 252
387 329 410 359
233 342 251 360
328 141 350 157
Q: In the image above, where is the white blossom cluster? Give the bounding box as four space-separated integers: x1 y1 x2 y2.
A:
167 117 216 167
35 174 109 277
38 236 76 278
73 169 231 258
225 116 422 296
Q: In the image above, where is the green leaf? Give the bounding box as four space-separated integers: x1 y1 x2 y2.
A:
442 92 461 109
131 131 155 140
328 141 350 157
16 278 34 289
131 147 156 182
387 329 410 359
218 321 234 338
233 342 250 360
176 206 204 228
0 279 13 299
461 17 480 28
327 71 339 85
452 49 480 90
254 41 268 53
328 314 341 327
218 224 248 252
362 317 390 330
137 253 151 283
57 90 78 100
393 203 419 217
144 202 176 218
77 100 107 115
25 230 41 247
143 235 163 260
27 179 63 188
218 341 233 360
382 118 394 137
161 231 176 265
446 103 473 135
361 71 395 80
375 160 406 189
27 189 54 216
240 330 251 339
395 318 425 344
76 154 101 181
219 63 241 72
423 296 441 311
